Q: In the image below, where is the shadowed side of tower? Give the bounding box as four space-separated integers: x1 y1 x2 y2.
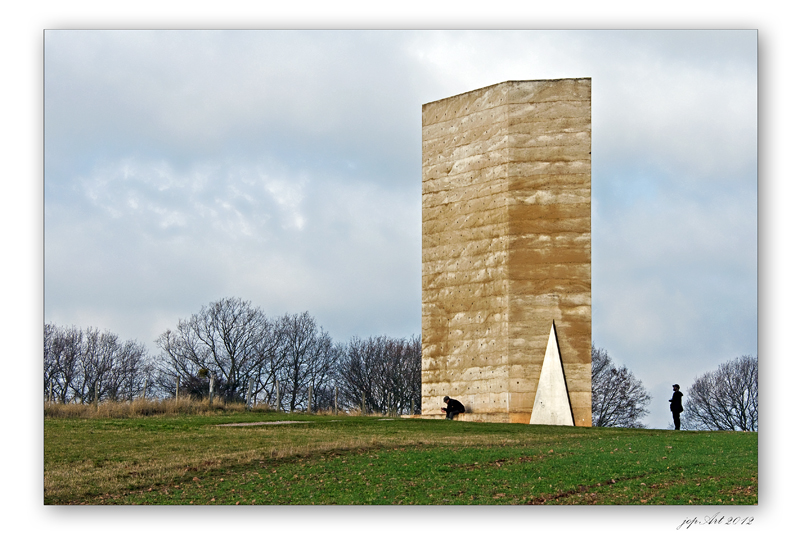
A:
421 79 591 426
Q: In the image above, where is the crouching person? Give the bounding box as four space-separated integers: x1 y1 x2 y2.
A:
441 396 465 420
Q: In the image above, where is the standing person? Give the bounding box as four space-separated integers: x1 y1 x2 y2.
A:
441 396 465 420
669 384 684 430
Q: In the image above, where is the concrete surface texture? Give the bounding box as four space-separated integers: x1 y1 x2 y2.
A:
421 79 591 425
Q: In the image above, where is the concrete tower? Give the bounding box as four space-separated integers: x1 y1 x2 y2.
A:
421 79 592 425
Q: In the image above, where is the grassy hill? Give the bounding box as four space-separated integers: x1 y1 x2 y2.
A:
44 408 757 505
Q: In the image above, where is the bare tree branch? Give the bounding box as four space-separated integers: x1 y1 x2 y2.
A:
684 355 757 431
592 344 651 428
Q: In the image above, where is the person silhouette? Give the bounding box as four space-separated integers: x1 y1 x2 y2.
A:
441 396 465 420
669 384 684 430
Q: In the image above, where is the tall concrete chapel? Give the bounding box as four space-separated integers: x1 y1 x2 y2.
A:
421 79 592 425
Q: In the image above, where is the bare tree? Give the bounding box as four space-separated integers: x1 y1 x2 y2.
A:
154 302 341 409
684 355 758 431
104 339 152 401
154 321 209 399
275 311 335 412
305 336 340 412
337 335 421 415
592 344 651 428
71 328 116 403
376 335 421 415
44 324 152 403
155 297 281 402
44 323 82 403
399 335 422 414
337 336 380 412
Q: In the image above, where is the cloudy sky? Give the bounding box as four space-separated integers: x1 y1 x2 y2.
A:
43 29 757 429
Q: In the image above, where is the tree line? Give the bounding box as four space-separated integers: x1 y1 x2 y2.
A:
45 297 421 415
44 323 153 403
44 297 756 428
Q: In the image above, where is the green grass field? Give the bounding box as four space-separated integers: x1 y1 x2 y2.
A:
44 410 757 505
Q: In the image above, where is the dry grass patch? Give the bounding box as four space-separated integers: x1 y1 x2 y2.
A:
44 397 257 419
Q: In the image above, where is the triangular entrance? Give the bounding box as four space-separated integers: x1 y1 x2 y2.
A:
530 321 574 426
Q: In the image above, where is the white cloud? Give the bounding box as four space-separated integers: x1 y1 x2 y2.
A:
46 150 423 344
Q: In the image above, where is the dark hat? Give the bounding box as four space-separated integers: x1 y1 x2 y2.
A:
443 396 450 402
673 384 680 389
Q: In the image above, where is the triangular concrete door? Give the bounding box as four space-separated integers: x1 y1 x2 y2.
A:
530 321 575 426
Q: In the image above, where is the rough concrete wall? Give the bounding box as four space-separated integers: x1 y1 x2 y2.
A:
506 79 592 425
421 83 512 421
421 79 591 425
